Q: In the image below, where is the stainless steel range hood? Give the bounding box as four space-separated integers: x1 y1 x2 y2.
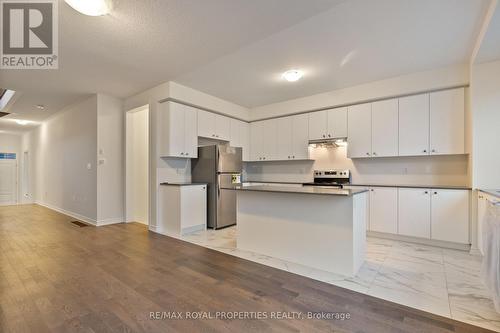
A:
308 137 347 148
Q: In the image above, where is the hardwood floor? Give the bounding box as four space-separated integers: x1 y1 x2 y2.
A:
0 205 492 333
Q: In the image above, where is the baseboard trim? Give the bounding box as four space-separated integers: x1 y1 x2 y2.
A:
35 201 97 226
96 217 124 226
367 231 471 251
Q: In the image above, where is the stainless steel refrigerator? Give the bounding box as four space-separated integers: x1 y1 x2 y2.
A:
191 145 242 229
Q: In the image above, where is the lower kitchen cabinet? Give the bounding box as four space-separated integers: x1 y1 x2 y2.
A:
398 188 431 238
369 187 398 234
431 189 469 244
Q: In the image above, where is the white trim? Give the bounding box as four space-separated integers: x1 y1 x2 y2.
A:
367 231 472 251
96 217 124 226
35 201 97 226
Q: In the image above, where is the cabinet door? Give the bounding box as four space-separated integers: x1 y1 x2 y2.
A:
308 110 328 141
250 121 264 161
399 94 430 156
215 114 231 141
431 189 469 244
398 188 431 238
262 119 277 160
276 117 293 160
327 107 348 138
184 105 198 158
292 113 309 160
477 193 488 254
370 187 398 234
160 102 184 158
347 103 372 158
240 121 250 162
430 88 464 155
371 99 398 157
197 109 215 139
230 119 242 147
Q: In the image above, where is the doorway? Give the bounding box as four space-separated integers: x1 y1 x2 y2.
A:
126 105 149 225
0 153 17 206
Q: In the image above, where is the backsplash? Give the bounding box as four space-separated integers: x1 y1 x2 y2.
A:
244 146 470 186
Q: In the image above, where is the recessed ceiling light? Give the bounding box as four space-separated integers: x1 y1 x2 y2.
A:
282 69 304 82
35 104 45 110
64 0 112 16
15 120 30 125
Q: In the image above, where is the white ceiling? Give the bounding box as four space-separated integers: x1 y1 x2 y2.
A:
475 2 500 64
0 0 491 132
177 0 490 107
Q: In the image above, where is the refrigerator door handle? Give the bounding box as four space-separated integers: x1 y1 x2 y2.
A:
218 185 221 198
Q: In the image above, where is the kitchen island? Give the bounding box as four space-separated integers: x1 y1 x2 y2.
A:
226 185 369 276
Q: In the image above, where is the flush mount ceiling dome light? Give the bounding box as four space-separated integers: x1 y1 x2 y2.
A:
65 0 113 16
282 69 304 82
15 120 30 125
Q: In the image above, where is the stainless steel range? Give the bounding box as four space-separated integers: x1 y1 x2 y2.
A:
303 169 351 188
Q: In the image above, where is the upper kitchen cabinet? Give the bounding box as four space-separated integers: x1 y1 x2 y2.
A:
251 120 277 161
308 107 347 141
347 103 372 158
158 101 198 158
399 94 430 156
197 109 231 141
276 114 309 160
230 119 250 161
371 99 398 157
430 88 465 155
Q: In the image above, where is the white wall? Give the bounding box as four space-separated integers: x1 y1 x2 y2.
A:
0 132 22 202
250 65 468 120
23 96 98 222
97 94 125 224
126 107 149 224
471 59 500 189
245 146 470 186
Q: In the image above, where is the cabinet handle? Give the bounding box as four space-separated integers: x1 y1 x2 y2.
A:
370 189 374 192
186 152 189 156
423 149 427 153
292 156 295 159
263 157 266 160
373 152 377 156
479 195 483 199
180 152 184 155
434 191 438 195
328 134 331 138
366 152 370 156
424 191 429 194
431 149 436 153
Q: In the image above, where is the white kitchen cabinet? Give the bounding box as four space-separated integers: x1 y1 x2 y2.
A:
308 110 328 141
250 121 264 161
399 94 430 156
197 109 231 141
291 114 309 160
431 189 469 244
158 101 198 158
230 119 251 161
276 117 293 160
159 184 207 236
250 120 276 161
347 103 372 158
369 187 398 234
371 99 398 157
309 108 347 141
430 88 465 155
398 188 431 238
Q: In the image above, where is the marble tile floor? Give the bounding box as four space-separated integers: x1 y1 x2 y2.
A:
170 227 500 332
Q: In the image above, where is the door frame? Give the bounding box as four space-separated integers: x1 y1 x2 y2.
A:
125 104 150 225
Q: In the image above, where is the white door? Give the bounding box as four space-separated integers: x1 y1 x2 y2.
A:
327 107 348 139
347 103 372 158
399 94 430 156
371 99 398 157
431 189 469 244
276 117 293 160
215 114 231 141
197 109 216 139
370 187 398 234
184 105 198 158
430 88 465 155
292 114 309 160
308 110 328 141
0 158 17 206
398 188 431 238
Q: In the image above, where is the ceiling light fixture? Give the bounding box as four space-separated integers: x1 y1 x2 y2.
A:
35 104 45 110
64 0 112 16
282 69 304 82
15 120 30 125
